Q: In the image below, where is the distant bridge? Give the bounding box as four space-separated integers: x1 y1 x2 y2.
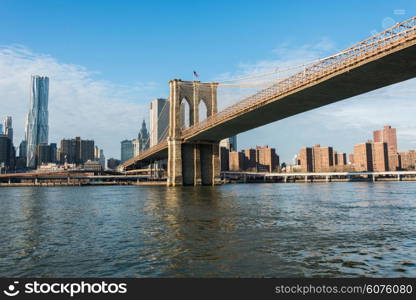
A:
123 17 416 186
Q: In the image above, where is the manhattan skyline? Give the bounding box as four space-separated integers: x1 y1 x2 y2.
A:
0 0 415 162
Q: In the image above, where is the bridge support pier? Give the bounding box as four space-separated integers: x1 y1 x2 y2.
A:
168 140 220 186
167 138 183 186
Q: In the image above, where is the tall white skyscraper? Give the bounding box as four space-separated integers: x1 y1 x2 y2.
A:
149 98 169 147
26 75 49 168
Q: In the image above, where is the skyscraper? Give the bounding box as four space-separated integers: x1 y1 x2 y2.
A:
256 145 279 172
19 140 27 158
372 142 389 172
353 142 373 172
219 136 238 152
121 140 134 163
58 137 94 165
3 116 13 143
0 135 12 170
138 120 150 152
373 125 397 154
373 125 399 170
229 136 237 152
26 75 49 168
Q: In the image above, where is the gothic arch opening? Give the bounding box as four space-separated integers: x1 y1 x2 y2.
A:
199 99 208 123
180 98 191 129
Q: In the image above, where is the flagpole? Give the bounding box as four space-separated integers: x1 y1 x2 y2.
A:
193 70 199 82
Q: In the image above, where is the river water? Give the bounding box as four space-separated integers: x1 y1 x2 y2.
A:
0 182 415 277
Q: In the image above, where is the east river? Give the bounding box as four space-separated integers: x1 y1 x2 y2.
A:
0 182 415 277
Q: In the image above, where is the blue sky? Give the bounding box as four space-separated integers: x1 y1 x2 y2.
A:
0 0 415 162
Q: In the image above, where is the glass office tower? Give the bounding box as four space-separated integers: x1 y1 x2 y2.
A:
26 75 49 168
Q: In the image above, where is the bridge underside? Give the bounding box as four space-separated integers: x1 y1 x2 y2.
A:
125 147 168 169
186 43 416 141
126 41 416 173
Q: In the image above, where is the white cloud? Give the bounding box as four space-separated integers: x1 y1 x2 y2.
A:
0 45 158 159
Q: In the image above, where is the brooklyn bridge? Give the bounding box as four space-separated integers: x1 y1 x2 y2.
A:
122 17 416 186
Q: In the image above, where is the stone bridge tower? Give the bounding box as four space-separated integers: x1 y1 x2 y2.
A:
167 79 221 186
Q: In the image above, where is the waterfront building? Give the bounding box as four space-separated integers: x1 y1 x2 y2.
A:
150 98 169 147
35 143 58 166
332 151 348 171
335 152 347 166
312 145 333 172
229 151 245 171
0 124 2 134
373 125 397 155
107 158 121 170
50 143 57 163
121 140 134 162
256 145 279 172
372 142 389 172
59 137 95 165
0 135 12 170
220 146 229 171
83 160 103 171
26 76 49 168
36 143 51 165
349 154 354 164
299 145 346 172
81 139 95 162
59 139 76 163
388 153 401 171
373 125 400 170
353 142 373 172
243 148 257 171
399 150 416 170
299 147 313 172
338 153 347 165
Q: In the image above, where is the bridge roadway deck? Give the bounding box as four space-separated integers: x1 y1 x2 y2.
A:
123 21 416 168
184 40 416 141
